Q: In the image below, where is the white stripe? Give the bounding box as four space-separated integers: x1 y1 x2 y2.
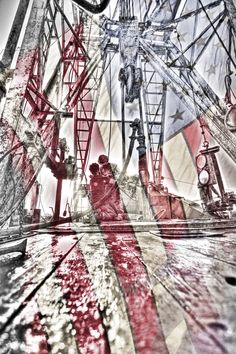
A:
23 234 79 354
74 227 136 354
163 132 199 201
134 232 196 354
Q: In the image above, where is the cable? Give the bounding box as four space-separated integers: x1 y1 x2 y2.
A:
198 0 236 70
38 184 48 220
118 124 137 181
170 9 225 68
163 176 198 187
190 2 200 64
112 0 120 20
107 47 112 158
143 0 152 22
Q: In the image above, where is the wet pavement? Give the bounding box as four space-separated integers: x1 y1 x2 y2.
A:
0 224 236 354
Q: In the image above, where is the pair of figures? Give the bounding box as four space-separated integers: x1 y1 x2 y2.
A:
89 155 124 221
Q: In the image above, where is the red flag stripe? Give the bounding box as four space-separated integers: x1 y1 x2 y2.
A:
101 228 168 354
51 235 110 354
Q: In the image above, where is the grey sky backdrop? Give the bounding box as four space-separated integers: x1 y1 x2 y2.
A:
0 0 19 59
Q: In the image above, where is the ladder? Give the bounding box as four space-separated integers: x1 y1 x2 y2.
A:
73 15 105 178
142 61 167 184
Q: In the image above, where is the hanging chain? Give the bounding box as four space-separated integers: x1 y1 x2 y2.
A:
224 20 233 106
224 57 232 106
199 117 209 149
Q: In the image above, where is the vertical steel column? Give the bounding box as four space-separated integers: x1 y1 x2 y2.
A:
157 82 167 186
0 0 48 226
121 83 126 164
54 177 63 220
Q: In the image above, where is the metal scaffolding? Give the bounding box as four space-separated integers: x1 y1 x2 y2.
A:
0 0 236 224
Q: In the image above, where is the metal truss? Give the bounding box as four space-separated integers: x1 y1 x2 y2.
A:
96 0 236 181
0 0 105 225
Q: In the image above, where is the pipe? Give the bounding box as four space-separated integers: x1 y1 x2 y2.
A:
72 0 110 14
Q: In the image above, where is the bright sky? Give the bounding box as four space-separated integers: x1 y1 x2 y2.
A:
0 0 19 60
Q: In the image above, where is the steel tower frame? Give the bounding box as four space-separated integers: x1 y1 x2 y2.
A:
0 0 236 224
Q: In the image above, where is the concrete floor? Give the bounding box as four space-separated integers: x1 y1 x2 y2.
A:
0 223 236 354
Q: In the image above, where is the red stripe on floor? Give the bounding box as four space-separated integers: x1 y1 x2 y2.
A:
102 229 168 354
52 236 110 354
